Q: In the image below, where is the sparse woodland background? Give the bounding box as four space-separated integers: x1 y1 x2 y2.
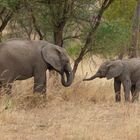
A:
0 0 140 76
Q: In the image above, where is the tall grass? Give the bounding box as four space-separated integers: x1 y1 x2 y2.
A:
0 57 139 140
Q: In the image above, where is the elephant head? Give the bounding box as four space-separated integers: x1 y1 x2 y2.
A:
83 60 124 81
41 44 73 87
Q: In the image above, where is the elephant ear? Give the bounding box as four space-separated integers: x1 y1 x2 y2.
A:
106 60 123 79
41 45 62 72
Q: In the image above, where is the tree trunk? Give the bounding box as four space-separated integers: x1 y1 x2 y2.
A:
53 25 64 47
129 0 140 58
0 32 2 42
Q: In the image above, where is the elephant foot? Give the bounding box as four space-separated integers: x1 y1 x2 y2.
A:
115 95 121 102
33 88 47 102
124 95 130 102
33 86 46 94
115 92 121 102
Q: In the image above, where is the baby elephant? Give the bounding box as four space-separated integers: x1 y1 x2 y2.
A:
83 58 140 102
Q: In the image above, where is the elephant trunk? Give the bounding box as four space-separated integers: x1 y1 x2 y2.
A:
83 73 99 81
61 64 73 87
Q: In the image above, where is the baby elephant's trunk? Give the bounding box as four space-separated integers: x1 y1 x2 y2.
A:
83 73 99 81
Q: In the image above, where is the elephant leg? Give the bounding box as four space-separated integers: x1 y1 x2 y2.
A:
131 85 135 97
122 79 131 102
33 71 46 94
132 90 139 102
0 82 2 95
132 82 140 102
114 78 121 102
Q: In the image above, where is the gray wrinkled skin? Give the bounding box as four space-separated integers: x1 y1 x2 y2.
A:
0 39 73 94
83 59 140 102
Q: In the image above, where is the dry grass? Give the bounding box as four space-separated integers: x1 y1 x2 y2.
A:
0 56 140 140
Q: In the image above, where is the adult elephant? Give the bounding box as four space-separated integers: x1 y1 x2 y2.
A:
0 39 73 94
83 59 140 102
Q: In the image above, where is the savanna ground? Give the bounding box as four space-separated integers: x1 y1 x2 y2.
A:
0 56 140 140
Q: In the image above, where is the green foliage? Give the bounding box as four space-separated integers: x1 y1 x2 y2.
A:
66 41 82 57
93 20 131 56
0 0 20 10
66 20 131 58
104 0 136 24
0 0 137 58
92 0 137 57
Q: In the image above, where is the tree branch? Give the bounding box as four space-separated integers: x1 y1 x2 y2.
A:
24 1 44 40
0 7 6 17
72 0 114 76
0 12 13 32
63 34 81 41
